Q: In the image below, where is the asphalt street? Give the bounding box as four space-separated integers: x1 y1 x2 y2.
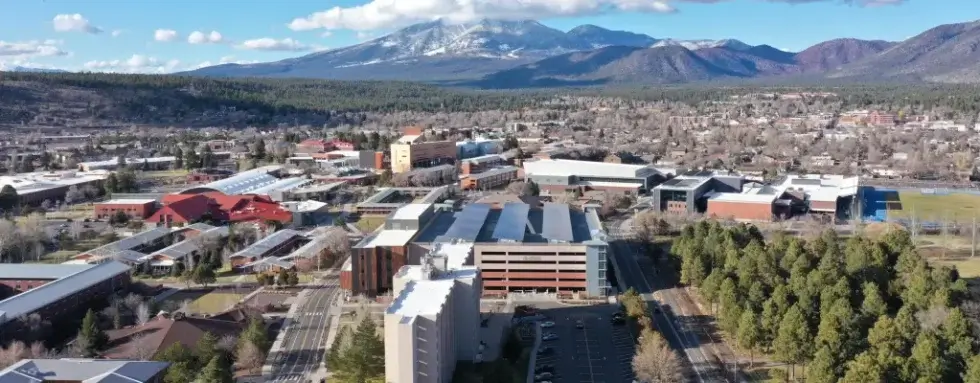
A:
534 304 636 383
269 273 339 382
612 238 726 383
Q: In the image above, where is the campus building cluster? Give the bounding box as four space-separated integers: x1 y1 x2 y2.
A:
343 201 610 299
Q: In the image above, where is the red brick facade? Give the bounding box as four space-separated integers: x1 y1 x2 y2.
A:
95 201 157 220
706 201 775 222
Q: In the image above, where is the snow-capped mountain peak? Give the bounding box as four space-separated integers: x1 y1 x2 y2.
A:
652 38 752 51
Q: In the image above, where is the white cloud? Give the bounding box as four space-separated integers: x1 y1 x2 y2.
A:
320 31 333 38
287 0 676 31
188 30 224 44
53 14 102 34
236 38 310 52
154 29 178 42
0 40 68 58
0 60 62 71
83 54 181 73
355 31 374 41
111 30 123 37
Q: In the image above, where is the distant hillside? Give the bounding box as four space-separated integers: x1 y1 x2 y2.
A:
0 73 547 127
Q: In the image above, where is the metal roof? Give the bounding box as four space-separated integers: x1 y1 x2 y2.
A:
441 203 491 243
0 261 130 325
523 158 657 179
231 229 303 260
491 203 529 242
0 264 92 281
247 177 313 195
0 359 170 383
181 166 283 195
85 227 173 257
148 226 229 260
542 203 574 242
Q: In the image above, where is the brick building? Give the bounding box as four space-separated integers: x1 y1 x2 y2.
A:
461 166 519 190
187 169 234 183
95 199 157 220
460 154 506 175
350 204 435 296
0 262 131 342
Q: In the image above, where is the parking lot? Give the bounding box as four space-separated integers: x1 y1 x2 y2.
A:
528 304 636 383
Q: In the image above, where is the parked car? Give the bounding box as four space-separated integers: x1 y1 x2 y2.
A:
575 320 585 329
535 365 555 374
535 372 554 381
541 333 559 341
537 346 553 355
539 321 555 328
611 315 625 325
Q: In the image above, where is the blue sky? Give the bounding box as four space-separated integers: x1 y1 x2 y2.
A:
1 0 975 73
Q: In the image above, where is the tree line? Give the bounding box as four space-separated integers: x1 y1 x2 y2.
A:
673 221 980 382
325 317 385 383
621 289 684 383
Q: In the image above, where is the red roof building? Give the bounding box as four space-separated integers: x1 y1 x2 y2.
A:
147 193 292 227
330 139 355 151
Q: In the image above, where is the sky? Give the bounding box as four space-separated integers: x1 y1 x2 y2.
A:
1 0 976 73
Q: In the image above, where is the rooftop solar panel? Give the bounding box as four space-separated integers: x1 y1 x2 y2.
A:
492 203 529 242
542 203 573 242
443 204 492 242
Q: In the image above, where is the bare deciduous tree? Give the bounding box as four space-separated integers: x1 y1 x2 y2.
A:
236 342 266 374
136 302 152 326
632 331 683 383
130 334 154 360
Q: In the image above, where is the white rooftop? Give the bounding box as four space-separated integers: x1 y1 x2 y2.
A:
432 242 474 269
326 150 361 157
523 158 656 179
391 203 432 221
386 265 478 317
0 171 108 195
397 135 421 144
280 200 329 212
99 198 156 205
361 230 417 248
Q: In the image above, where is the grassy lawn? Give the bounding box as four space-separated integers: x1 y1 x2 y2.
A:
354 216 386 233
885 191 980 222
190 291 246 314
929 258 980 278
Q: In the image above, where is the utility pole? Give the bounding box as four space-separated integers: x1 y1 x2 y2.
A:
972 216 976 258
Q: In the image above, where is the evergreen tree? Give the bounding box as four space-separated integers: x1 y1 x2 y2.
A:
816 298 857 363
841 351 886 383
806 346 839 383
941 308 974 375
156 343 197 383
174 147 183 169
860 282 888 322
326 326 351 371
196 331 220 367
105 173 119 193
911 331 945 383
286 270 300 286
199 355 234 383
0 184 19 212
193 264 217 287
964 354 980 383
78 309 107 356
736 306 760 367
773 304 813 380
335 318 385 383
240 318 270 351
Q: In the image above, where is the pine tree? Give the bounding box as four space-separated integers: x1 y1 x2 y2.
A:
156 343 197 383
816 298 857 362
860 282 887 322
336 318 385 383
326 326 351 371
193 264 217 287
911 331 945 383
773 304 813 380
941 308 974 375
806 346 839 383
841 351 886 383
78 309 107 357
240 318 270 351
196 331 220 367
199 355 234 383
964 354 980 383
736 306 760 367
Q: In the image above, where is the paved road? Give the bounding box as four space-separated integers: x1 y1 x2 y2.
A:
612 239 727 383
535 305 635 383
269 274 340 382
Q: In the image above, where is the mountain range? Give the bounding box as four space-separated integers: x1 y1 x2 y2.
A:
183 18 980 87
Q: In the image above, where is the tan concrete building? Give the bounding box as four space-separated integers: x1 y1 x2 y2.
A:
384 244 481 383
390 135 457 173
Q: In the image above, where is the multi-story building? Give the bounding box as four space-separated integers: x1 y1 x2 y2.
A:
456 137 502 160
0 262 131 342
522 158 663 195
390 132 456 174
350 204 437 296
0 359 171 382
295 139 334 154
460 154 506 175
0 171 107 205
95 199 157 220
700 174 859 222
652 170 743 214
78 156 177 172
461 166 519 190
384 245 481 383
868 110 897 126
